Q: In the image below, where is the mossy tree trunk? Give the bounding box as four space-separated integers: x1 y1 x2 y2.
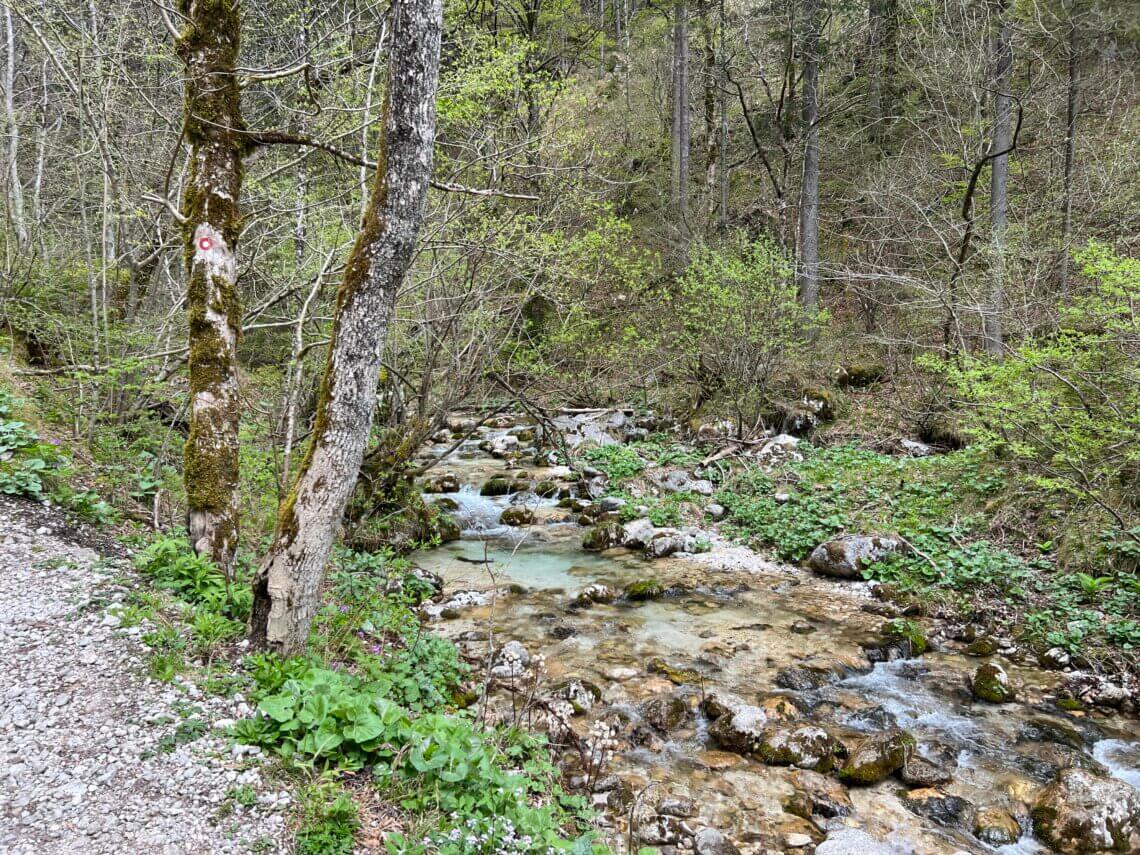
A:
248 0 443 654
175 0 247 576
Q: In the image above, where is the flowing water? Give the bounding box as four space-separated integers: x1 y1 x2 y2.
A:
415 431 1140 854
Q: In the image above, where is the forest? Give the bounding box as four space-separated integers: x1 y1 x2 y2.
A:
0 0 1138 852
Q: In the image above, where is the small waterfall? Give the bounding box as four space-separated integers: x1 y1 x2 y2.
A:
1093 739 1140 788
450 485 508 535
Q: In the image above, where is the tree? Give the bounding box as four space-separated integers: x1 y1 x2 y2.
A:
983 0 1013 355
175 0 248 575
796 0 822 311
249 0 444 654
671 0 691 230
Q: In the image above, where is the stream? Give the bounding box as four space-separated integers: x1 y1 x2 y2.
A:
413 425 1140 854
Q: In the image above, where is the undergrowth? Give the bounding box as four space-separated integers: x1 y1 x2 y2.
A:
717 444 1140 664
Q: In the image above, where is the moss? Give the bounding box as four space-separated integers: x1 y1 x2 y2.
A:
480 476 513 496
623 579 663 600
646 656 701 685
581 521 622 551
883 619 928 656
971 663 1015 703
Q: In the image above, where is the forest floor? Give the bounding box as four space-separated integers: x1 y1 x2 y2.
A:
0 495 291 854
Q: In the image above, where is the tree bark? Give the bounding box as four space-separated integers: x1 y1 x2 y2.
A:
670 0 690 229
866 0 897 146
700 0 718 229
249 0 443 655
983 0 1012 356
1059 4 1080 296
3 7 27 247
796 0 821 312
175 0 248 575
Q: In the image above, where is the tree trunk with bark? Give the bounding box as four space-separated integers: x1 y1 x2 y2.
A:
3 7 28 247
796 0 821 311
866 0 898 146
983 0 1012 356
176 0 248 576
1059 3 1081 296
670 0 690 230
249 0 443 655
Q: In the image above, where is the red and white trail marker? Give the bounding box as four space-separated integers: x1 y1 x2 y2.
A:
198 236 213 252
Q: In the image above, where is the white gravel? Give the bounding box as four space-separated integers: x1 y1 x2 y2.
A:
0 497 290 853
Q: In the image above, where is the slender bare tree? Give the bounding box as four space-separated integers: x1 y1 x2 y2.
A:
797 0 821 311
983 0 1012 355
249 0 444 654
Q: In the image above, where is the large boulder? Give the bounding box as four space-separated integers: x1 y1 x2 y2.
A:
1031 768 1140 853
756 725 843 772
480 476 514 496
971 662 1016 703
784 769 854 820
422 472 460 493
808 535 903 580
622 518 657 549
582 521 623 551
837 729 915 785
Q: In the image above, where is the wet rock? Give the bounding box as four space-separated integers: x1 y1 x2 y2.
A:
966 637 997 656
755 694 804 722
559 497 592 512
1018 716 1088 750
814 828 896 855
606 783 635 812
552 679 602 714
865 618 927 660
573 583 615 606
756 724 843 772
837 729 915 785
902 788 976 828
899 755 952 787
431 496 459 512
700 690 749 720
435 514 461 542
790 620 816 635
480 476 514 496
623 579 663 601
1065 674 1130 709
974 806 1023 846
422 472 459 493
548 624 577 640
582 521 623 551
642 695 691 732
971 662 1015 703
708 707 767 755
534 479 560 498
485 434 520 457
784 832 815 849
499 506 535 526
692 827 741 855
775 663 840 692
807 535 903 580
657 796 695 817
647 657 701 685
1031 767 1140 854
785 769 854 819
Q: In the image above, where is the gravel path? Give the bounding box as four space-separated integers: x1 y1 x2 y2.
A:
0 496 291 854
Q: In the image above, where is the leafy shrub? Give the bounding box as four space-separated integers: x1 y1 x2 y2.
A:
234 663 599 852
581 445 647 481
134 536 251 620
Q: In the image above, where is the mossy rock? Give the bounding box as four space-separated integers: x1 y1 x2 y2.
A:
882 619 928 656
837 730 916 785
534 479 560 498
836 362 887 388
966 637 997 656
480 476 513 496
510 478 532 493
647 656 701 685
582 521 623 551
500 506 535 526
431 496 460 512
623 579 663 601
972 663 1015 703
436 514 461 542
642 695 691 732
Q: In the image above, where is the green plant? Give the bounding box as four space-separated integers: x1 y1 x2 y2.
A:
295 782 359 855
1074 572 1114 598
134 536 251 619
581 445 647 481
